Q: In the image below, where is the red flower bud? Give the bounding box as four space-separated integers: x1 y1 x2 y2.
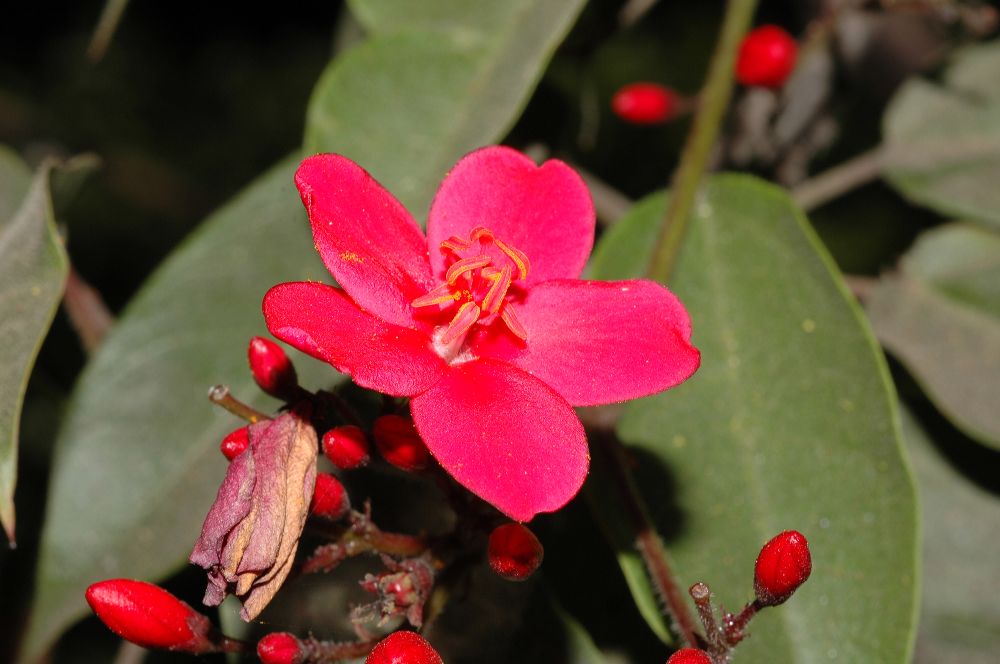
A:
220 426 250 461
373 415 430 471
667 648 712 664
310 472 351 520
754 530 812 606
366 631 442 664
735 25 798 89
248 336 299 400
611 82 678 124
488 523 543 581
323 425 370 469
85 579 216 653
257 632 305 664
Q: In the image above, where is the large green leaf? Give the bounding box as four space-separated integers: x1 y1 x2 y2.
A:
307 0 586 215
0 154 68 544
883 41 1000 228
587 176 919 663
25 2 586 658
867 223 1000 450
902 409 1000 663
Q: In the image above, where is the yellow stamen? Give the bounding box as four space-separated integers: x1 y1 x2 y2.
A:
494 237 530 280
446 255 492 285
412 283 461 308
441 301 481 345
440 236 472 254
500 305 527 341
481 264 512 315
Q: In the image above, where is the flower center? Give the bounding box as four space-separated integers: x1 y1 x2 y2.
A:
412 227 529 357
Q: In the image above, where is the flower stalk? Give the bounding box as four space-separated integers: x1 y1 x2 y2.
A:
645 0 759 283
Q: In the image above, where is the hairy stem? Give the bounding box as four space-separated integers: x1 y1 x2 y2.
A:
645 0 758 282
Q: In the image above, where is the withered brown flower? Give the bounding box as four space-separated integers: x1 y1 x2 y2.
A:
190 409 317 620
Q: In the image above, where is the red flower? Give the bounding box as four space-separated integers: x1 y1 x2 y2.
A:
264 147 699 521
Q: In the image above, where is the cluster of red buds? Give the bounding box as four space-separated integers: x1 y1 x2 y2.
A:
86 336 549 662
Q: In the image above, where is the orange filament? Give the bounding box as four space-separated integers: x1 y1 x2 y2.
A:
412 227 531 346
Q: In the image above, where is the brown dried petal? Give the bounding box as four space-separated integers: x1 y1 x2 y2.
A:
189 411 317 620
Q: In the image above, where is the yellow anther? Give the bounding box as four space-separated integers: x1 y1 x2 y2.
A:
500 305 528 341
441 301 482 345
494 237 530 280
481 264 513 315
446 255 492 285
412 282 462 308
440 236 472 254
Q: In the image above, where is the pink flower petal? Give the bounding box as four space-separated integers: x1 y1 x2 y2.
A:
263 281 445 397
409 359 589 522
471 279 700 406
427 146 595 285
295 154 434 330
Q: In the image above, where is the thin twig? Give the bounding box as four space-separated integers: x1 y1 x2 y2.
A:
86 0 131 63
791 146 885 212
646 0 758 283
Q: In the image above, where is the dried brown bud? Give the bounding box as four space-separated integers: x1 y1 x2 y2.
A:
190 410 318 620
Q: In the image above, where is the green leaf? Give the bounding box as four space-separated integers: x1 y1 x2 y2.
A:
902 409 1000 664
866 222 1000 450
306 0 586 215
21 157 331 662
588 176 919 663
883 41 1000 228
0 155 69 545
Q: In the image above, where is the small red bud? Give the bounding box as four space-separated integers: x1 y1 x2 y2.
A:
611 82 678 124
735 25 798 89
310 473 351 520
488 523 543 581
257 632 305 664
754 530 812 606
366 631 443 664
667 648 713 664
85 579 215 653
220 426 249 461
373 415 430 472
248 336 299 400
323 425 371 469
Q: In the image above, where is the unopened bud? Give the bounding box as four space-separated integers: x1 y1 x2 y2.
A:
667 648 712 664
754 530 811 606
248 336 299 400
220 426 249 461
366 631 442 664
373 415 429 471
611 82 679 124
257 632 305 664
488 523 543 581
85 579 216 653
310 473 351 520
322 425 370 469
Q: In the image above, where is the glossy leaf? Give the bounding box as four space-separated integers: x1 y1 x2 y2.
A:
307 0 586 215
0 155 68 545
883 42 1000 228
588 176 919 663
902 409 1000 664
867 223 1000 450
